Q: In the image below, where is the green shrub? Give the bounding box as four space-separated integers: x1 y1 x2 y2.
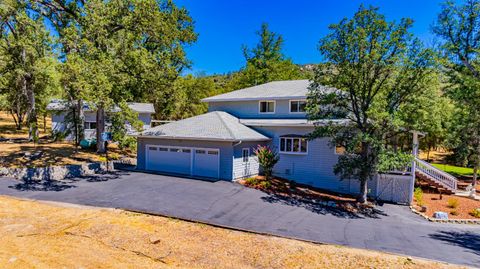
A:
245 177 259 186
244 177 271 189
254 145 279 180
470 208 480 218
447 198 459 209
258 180 272 189
414 187 424 206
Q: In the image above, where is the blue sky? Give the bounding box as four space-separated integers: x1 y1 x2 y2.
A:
176 0 447 75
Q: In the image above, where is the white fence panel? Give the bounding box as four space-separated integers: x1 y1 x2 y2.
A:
376 174 412 204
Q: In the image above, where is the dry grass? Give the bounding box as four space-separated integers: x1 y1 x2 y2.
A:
0 141 104 167
0 111 51 139
0 111 135 167
0 196 463 269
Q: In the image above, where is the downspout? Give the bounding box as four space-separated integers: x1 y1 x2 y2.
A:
232 140 242 180
233 140 243 147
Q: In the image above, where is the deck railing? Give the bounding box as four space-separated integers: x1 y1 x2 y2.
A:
414 157 457 191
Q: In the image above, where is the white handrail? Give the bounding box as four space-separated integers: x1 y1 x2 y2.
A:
414 157 457 191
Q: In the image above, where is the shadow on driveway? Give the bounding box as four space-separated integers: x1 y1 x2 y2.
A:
428 231 480 257
8 170 129 192
261 193 388 219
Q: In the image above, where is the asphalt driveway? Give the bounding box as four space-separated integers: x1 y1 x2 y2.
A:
0 170 479 267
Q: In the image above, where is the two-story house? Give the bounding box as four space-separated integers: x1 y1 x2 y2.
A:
135 80 365 194
136 79 461 203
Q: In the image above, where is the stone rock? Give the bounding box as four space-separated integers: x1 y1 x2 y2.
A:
327 201 337 208
433 211 449 220
149 236 161 244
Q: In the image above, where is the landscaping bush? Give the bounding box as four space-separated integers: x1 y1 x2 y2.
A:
447 198 459 209
244 177 259 186
470 208 480 218
254 145 279 180
258 180 272 189
244 177 271 189
414 187 424 206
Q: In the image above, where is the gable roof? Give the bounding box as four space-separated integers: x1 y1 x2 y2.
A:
138 111 270 142
201 80 337 102
46 99 155 114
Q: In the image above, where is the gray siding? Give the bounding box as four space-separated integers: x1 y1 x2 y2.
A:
251 126 351 193
138 113 152 129
208 100 306 119
50 111 152 141
232 141 264 179
137 137 235 180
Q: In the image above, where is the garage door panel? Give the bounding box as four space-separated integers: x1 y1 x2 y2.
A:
193 149 219 178
146 145 220 179
146 146 191 175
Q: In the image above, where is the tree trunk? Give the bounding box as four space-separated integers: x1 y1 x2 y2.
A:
471 143 480 198
26 82 37 142
78 99 84 142
20 47 37 142
10 110 21 130
357 178 368 203
96 107 106 153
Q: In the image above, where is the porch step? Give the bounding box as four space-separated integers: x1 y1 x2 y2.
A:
415 171 455 195
414 157 458 194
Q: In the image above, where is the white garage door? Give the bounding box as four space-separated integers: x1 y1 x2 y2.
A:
146 145 220 179
146 146 191 175
193 149 219 178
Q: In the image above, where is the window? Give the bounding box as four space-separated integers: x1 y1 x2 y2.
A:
280 137 308 154
207 150 219 155
335 145 346 155
182 149 191 153
170 148 181 153
149 146 157 151
290 100 307 113
159 147 168 152
84 121 97 130
196 150 206 154
242 148 250 162
259 101 275 113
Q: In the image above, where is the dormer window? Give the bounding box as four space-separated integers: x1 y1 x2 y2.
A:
259 101 275 113
290 100 307 113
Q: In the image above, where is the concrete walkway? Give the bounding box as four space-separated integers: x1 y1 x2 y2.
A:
0 170 479 267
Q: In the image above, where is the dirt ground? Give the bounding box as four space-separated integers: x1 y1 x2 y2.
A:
414 192 480 220
0 112 51 140
0 196 462 269
0 111 134 167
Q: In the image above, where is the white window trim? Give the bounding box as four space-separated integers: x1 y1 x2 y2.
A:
289 99 307 114
242 148 250 162
84 121 97 130
279 137 308 155
258 100 276 114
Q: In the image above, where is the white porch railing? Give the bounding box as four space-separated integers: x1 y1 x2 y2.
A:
414 157 457 191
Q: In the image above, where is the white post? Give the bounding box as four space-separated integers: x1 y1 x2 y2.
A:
409 131 420 205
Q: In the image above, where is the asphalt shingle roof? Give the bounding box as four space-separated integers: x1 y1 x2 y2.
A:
46 99 155 114
139 111 270 142
201 80 337 102
239 119 350 127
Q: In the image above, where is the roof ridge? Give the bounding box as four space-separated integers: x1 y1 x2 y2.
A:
215 111 238 140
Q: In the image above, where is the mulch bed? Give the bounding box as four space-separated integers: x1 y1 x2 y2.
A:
413 191 480 220
238 176 378 216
